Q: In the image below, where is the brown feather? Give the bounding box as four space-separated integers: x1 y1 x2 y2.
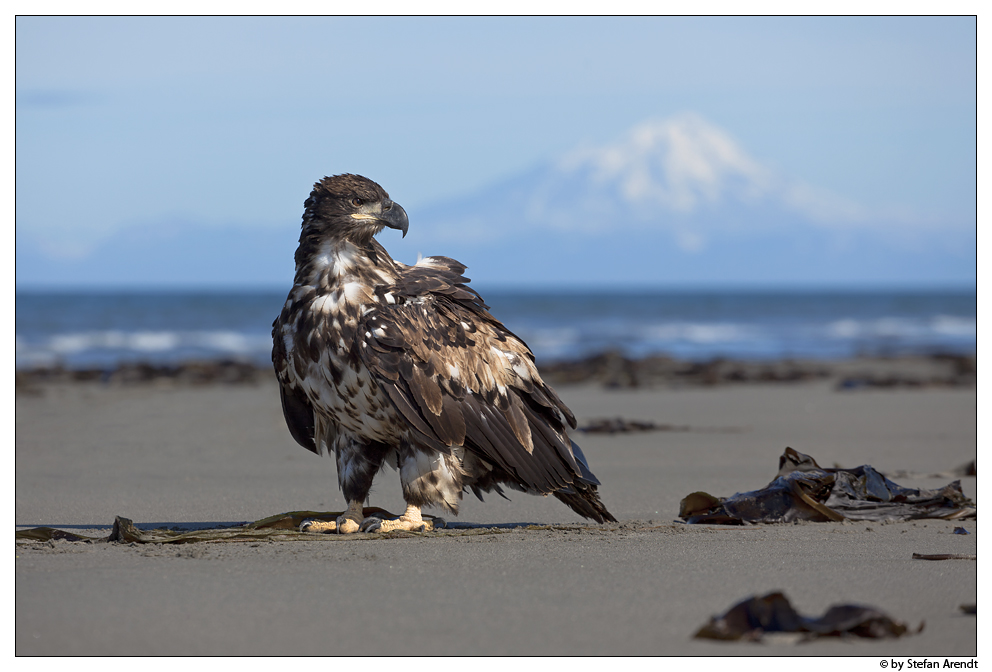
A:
504 394 534 453
440 394 467 446
407 362 444 416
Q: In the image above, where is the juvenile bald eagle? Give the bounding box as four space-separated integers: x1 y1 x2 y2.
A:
272 174 615 533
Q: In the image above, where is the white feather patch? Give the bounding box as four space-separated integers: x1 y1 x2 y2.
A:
343 281 365 302
334 246 356 272
400 451 460 509
312 294 339 314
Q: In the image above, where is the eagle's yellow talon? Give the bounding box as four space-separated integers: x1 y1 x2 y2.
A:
300 518 337 533
367 504 434 532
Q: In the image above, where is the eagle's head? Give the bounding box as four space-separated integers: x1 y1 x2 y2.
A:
302 174 409 245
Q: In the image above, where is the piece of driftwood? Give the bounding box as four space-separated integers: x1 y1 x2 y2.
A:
912 553 976 561
680 447 976 524
694 591 923 642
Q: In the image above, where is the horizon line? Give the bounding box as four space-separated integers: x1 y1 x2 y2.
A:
15 281 978 295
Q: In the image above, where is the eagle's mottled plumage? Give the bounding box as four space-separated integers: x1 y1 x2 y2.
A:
272 174 615 532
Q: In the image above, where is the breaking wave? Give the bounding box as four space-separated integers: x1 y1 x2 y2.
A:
15 289 975 369
16 330 273 370
515 315 976 362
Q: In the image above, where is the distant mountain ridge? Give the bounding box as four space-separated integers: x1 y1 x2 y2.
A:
16 114 974 288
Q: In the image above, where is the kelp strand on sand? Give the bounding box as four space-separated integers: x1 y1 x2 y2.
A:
680 447 976 525
14 510 596 544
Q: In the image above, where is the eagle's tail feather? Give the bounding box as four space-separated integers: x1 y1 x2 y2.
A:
553 483 617 524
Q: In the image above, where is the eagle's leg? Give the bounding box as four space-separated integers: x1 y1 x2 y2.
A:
361 444 460 533
361 503 434 533
330 438 389 534
299 438 390 534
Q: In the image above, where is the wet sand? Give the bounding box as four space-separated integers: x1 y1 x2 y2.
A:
15 360 977 656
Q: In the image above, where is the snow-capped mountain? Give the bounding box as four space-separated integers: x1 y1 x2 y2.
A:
387 114 972 286
414 114 903 246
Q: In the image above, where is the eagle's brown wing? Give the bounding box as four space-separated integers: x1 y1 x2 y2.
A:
271 318 321 455
356 258 587 495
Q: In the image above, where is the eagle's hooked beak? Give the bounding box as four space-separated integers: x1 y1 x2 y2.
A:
379 199 409 238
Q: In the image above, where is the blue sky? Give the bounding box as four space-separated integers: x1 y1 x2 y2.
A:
15 16 976 287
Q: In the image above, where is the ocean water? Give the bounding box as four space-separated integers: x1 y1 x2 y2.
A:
15 289 976 371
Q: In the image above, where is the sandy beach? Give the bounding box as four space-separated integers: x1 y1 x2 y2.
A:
15 358 976 656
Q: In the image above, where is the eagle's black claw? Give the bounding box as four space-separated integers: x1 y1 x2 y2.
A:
300 519 315 533
360 517 383 533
